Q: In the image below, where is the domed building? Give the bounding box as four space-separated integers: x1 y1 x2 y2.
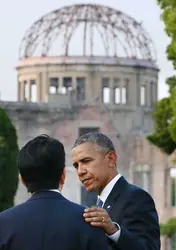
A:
16 3 158 137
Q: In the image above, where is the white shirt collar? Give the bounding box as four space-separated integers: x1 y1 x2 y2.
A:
49 189 60 193
33 189 60 195
98 173 121 204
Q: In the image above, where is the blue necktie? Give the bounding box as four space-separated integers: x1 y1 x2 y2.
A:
96 197 103 208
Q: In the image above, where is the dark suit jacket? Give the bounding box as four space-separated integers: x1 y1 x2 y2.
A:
103 176 160 250
0 191 108 250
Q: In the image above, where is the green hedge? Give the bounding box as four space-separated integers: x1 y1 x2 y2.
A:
0 108 19 212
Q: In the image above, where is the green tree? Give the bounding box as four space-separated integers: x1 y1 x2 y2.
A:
148 97 176 154
160 218 176 238
147 0 176 154
0 108 19 212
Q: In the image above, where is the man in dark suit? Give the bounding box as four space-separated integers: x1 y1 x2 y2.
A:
72 132 160 250
0 135 108 250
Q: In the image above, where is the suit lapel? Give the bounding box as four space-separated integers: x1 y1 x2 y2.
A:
103 176 128 213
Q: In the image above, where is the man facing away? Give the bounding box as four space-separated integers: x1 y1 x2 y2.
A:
72 132 160 250
0 135 108 250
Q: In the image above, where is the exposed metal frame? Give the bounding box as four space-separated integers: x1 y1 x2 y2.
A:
19 4 157 61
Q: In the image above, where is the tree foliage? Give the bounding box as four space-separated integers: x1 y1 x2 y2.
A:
158 0 176 68
160 218 176 238
148 97 176 154
0 108 19 212
147 0 176 154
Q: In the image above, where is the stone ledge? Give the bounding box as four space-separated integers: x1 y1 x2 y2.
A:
0 101 154 114
16 56 159 70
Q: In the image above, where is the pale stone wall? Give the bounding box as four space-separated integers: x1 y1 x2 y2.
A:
17 56 158 105
16 56 158 137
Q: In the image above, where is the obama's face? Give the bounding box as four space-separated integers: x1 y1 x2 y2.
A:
72 142 117 194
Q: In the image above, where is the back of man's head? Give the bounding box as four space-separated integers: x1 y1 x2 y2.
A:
18 135 65 193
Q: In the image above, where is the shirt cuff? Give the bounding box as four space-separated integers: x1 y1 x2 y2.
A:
106 223 121 243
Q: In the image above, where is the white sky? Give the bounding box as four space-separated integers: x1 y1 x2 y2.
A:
0 0 174 101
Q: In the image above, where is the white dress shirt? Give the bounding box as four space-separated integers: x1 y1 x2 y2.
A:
98 174 121 243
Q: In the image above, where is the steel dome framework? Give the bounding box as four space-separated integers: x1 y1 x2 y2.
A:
19 4 156 61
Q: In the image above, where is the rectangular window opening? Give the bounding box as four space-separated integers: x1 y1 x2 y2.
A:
140 86 146 106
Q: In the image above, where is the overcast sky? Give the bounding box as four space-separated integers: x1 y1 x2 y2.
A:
0 0 174 101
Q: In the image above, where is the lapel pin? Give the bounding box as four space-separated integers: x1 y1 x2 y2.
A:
107 205 111 209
